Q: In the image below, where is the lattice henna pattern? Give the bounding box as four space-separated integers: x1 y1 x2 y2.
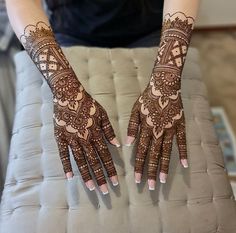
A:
127 12 194 178
20 22 117 186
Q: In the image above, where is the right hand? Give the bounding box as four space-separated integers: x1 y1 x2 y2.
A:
52 73 120 195
19 21 120 195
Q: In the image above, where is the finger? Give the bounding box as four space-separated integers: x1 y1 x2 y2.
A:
176 113 188 163
96 104 120 147
110 137 121 148
54 128 73 175
127 100 141 139
69 139 95 191
134 127 152 183
159 128 175 181
83 143 107 190
92 134 119 186
66 171 74 180
147 136 163 183
100 107 117 142
125 136 135 146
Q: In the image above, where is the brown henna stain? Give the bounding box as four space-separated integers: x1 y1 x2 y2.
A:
20 22 117 186
128 12 194 178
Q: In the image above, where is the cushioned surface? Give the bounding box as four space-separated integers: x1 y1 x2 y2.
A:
1 46 236 233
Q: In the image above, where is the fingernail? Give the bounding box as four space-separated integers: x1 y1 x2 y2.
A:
135 180 141 184
112 182 119 186
125 136 135 146
89 186 95 191
111 138 121 147
149 186 155 190
183 164 188 168
124 143 132 147
102 191 109 195
160 179 166 183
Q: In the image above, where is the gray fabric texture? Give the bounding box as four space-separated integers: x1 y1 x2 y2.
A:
0 47 17 198
0 46 236 233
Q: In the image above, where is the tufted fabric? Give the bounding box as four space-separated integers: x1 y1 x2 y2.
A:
1 46 236 233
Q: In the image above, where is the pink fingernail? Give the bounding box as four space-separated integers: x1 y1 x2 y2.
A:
112 182 119 186
125 143 132 147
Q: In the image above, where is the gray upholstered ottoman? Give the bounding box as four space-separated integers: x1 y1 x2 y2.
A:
0 46 236 233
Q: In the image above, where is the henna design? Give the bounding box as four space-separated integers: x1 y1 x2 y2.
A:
20 22 117 186
127 12 194 180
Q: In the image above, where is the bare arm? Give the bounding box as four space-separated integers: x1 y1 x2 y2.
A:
6 0 120 194
163 0 199 19
126 0 200 189
6 0 49 39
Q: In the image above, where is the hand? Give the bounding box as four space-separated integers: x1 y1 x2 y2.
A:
53 77 120 195
126 73 188 189
20 22 120 195
125 12 194 190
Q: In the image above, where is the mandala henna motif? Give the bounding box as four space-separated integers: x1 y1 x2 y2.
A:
20 22 117 186
127 12 195 179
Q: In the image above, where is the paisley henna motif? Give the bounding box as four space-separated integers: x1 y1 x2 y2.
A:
20 22 117 186
127 12 194 179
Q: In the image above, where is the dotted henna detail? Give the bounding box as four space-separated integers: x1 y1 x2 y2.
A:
20 22 117 185
128 12 194 177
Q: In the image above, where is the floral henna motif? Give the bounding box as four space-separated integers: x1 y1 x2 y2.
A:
128 12 195 179
20 22 117 186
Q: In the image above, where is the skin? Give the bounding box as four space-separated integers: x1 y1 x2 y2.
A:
5 0 120 195
126 0 200 189
5 0 200 193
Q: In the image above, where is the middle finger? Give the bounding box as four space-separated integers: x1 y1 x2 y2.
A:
83 143 107 187
92 131 118 182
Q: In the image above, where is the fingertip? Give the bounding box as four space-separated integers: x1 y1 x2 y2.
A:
135 172 142 183
124 136 135 146
110 137 121 147
85 180 95 191
181 158 189 168
159 172 167 184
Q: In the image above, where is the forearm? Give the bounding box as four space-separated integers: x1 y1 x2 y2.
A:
5 0 82 174
163 0 200 19
6 0 49 40
162 0 200 52
152 0 200 92
6 0 83 95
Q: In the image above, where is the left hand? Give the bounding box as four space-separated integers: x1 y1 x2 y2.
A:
125 70 188 190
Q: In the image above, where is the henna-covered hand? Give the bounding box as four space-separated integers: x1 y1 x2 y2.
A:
20 22 120 194
126 12 194 189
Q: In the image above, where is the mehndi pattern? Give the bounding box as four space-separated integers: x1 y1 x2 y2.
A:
20 22 117 186
127 12 194 179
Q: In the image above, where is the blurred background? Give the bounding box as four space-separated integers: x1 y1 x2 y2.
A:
0 0 236 198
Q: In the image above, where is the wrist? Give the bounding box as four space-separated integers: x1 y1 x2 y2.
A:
149 72 181 97
149 12 195 96
49 69 85 102
20 21 85 102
